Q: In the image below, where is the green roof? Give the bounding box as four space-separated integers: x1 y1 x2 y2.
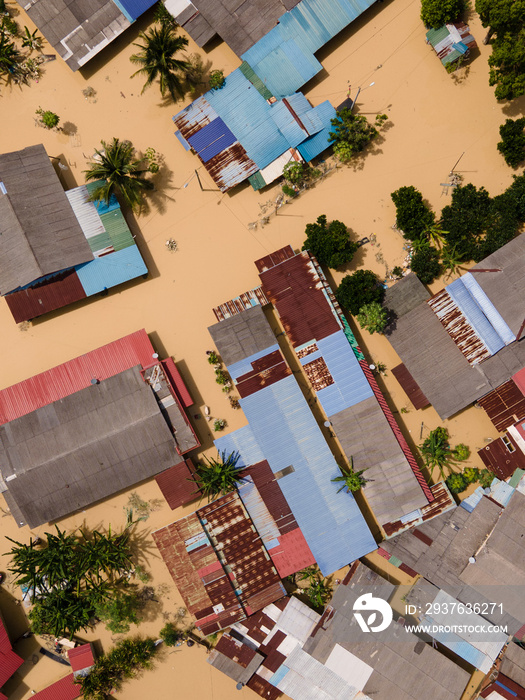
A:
248 170 266 191
239 61 274 101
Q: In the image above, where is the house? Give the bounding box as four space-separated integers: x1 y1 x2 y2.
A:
381 489 525 637
255 246 433 530
171 0 382 191
17 0 158 71
0 614 24 700
384 234 525 420
209 304 377 576
30 674 80 700
68 643 95 678
426 22 477 69
208 564 472 700
152 490 286 636
0 330 199 528
0 145 148 323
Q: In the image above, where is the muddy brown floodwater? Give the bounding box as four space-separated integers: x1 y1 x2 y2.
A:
0 0 520 697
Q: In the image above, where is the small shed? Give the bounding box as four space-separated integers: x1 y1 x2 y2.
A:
155 458 199 509
426 23 477 69
68 643 95 678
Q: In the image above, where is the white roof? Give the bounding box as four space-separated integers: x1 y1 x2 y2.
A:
325 644 373 691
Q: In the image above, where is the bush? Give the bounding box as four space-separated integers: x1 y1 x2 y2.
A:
302 214 358 269
446 472 467 494
421 0 464 28
392 266 403 278
497 117 525 168
335 270 384 316
209 69 225 90
506 174 525 221
94 590 143 634
453 443 470 461
35 107 60 129
391 186 435 241
213 418 226 432
214 368 230 385
282 184 297 198
357 302 388 334
207 351 220 365
328 108 380 162
463 466 480 484
410 246 442 284
160 622 185 646
282 161 309 185
479 469 495 489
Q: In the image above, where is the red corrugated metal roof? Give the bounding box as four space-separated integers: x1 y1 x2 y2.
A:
247 673 282 700
478 435 525 480
31 673 81 700
0 330 156 424
514 369 525 397
0 618 23 688
68 644 94 673
1 691 8 700
161 358 194 408
4 269 86 323
215 633 257 667
268 528 315 578
155 458 199 509
236 350 292 398
391 363 430 410
478 380 525 432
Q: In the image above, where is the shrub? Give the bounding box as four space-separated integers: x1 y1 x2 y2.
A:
35 107 60 129
209 69 225 90
463 466 480 483
497 117 525 168
357 302 388 334
392 266 404 278
94 590 143 634
453 443 470 461
328 108 380 162
282 184 297 198
479 469 495 489
410 246 442 284
446 472 467 494
302 214 358 269
282 161 309 185
207 351 220 365
213 418 226 432
335 270 384 316
391 186 435 241
214 368 230 385
160 622 185 646
421 0 464 28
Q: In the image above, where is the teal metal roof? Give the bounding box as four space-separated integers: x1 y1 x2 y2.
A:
297 101 336 162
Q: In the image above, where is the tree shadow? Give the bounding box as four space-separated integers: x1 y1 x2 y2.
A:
61 121 77 136
501 93 525 118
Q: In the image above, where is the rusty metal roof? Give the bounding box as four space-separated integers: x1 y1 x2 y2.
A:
478 434 525 480
254 245 295 273
391 363 430 410
477 380 525 432
235 349 292 398
382 481 456 539
155 458 199 509
212 286 269 322
153 491 285 635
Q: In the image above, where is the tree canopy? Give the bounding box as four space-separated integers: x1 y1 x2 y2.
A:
189 450 244 502
391 186 435 241
498 117 525 167
356 301 388 334
421 0 464 28
335 269 384 316
410 245 442 284
328 109 385 163
302 214 358 269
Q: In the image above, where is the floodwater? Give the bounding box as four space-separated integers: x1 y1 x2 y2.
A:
0 0 520 697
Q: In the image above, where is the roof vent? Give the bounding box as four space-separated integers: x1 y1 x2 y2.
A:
90 378 99 385
468 556 476 564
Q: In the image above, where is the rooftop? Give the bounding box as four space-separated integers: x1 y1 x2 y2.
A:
0 145 92 294
153 491 286 636
0 366 182 528
22 0 156 71
0 615 24 693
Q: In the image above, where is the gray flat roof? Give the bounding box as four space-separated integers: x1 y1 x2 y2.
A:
0 367 181 528
0 145 93 294
208 304 277 366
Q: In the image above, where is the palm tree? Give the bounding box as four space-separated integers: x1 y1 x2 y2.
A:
0 30 21 81
130 25 190 101
424 220 448 248
441 244 466 278
419 426 454 481
189 450 244 502
21 26 43 52
84 138 154 211
331 458 372 493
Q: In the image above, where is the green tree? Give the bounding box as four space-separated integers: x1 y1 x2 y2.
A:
440 244 464 277
302 214 358 269
153 1 178 28
505 173 525 221
420 427 460 480
6 524 135 638
130 24 191 101
497 117 525 167
0 30 21 81
476 0 525 39
410 245 442 284
440 183 492 261
391 186 435 241
305 577 332 609
328 108 381 162
94 590 143 634
84 138 154 211
335 269 384 316
357 301 388 334
282 161 311 187
463 466 480 483
21 26 43 52
445 472 467 494
479 469 495 488
331 459 371 493
453 443 471 461
209 69 225 90
189 450 244 502
421 0 464 28
488 29 525 100
160 621 185 646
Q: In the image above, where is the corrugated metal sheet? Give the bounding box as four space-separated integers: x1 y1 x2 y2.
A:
239 60 274 100
161 357 194 407
202 141 259 192
212 286 269 322
235 349 292 398
187 117 237 163
270 101 308 148
255 245 295 273
391 363 431 410
99 208 134 252
76 245 147 296
68 643 94 673
0 618 23 688
296 101 336 162
258 148 302 187
5 268 87 323
155 458 198 509
383 481 455 538
462 272 515 345
112 0 156 21
236 374 376 576
429 288 491 365
66 185 106 246
477 381 525 432
478 436 525 480
427 22 477 66
0 329 156 424
173 96 219 141
31 674 80 700
215 424 266 467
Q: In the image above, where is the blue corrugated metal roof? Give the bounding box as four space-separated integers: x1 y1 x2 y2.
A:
227 345 280 381
111 0 156 22
206 70 290 169
228 374 376 575
297 101 336 161
423 619 488 670
270 102 308 148
461 273 515 345
447 278 505 356
314 331 373 417
187 118 237 163
75 245 147 296
215 424 266 467
249 41 322 99
174 131 191 151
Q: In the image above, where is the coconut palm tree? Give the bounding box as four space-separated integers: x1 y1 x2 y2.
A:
441 244 466 278
0 30 21 81
331 458 371 493
84 138 154 211
424 220 448 248
189 450 244 502
130 24 190 101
